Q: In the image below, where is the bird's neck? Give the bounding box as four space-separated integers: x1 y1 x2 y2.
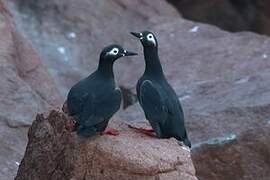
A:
97 58 114 79
144 47 164 77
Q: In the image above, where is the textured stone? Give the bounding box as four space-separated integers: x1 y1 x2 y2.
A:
192 125 270 180
5 0 180 97
2 0 270 179
167 0 270 36
119 18 270 180
16 110 197 180
0 1 61 179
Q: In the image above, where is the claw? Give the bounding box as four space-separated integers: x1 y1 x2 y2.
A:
128 124 155 137
101 127 119 136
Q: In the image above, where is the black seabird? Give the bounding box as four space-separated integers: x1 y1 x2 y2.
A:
130 31 191 147
66 44 137 137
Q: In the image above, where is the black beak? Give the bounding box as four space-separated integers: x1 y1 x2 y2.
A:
123 50 138 57
130 32 142 39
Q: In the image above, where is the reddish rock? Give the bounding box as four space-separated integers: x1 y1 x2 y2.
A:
167 0 270 36
5 0 181 96
120 17 270 138
1 1 180 179
16 110 198 180
192 125 270 180
0 1 61 179
2 0 270 179
119 18 270 179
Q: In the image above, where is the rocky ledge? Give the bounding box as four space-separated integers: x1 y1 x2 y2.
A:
15 110 197 180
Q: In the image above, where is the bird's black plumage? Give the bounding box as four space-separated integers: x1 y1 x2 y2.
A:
131 31 191 147
67 44 137 137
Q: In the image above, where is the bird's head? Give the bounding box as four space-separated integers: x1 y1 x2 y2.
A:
130 31 158 49
100 44 137 62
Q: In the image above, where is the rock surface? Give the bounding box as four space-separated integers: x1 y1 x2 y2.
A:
120 17 270 140
0 1 179 179
4 0 180 97
167 0 270 36
119 18 270 180
192 124 270 180
1 0 270 179
16 110 197 180
0 1 61 179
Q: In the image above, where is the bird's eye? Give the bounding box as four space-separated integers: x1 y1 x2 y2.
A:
146 33 156 46
147 34 153 39
109 48 119 55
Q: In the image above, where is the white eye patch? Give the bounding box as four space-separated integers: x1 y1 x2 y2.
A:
146 33 156 46
108 48 119 56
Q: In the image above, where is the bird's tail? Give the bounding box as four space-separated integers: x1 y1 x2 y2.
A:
183 138 191 148
176 131 191 148
183 130 191 148
75 124 97 137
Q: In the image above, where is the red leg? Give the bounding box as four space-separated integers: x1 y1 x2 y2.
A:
128 124 156 137
101 127 119 136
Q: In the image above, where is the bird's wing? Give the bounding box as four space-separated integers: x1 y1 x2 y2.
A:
80 88 122 127
140 80 168 135
94 88 122 120
67 89 89 117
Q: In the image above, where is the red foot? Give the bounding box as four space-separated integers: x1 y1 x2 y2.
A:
128 125 155 137
101 128 119 136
